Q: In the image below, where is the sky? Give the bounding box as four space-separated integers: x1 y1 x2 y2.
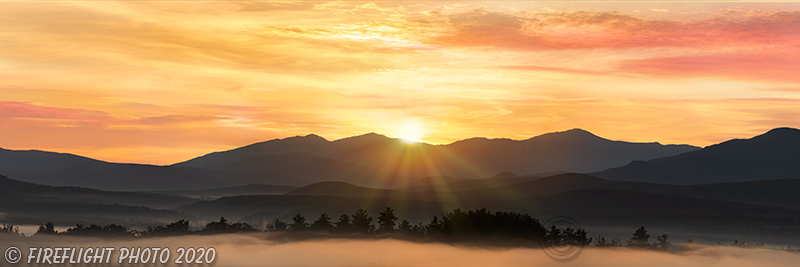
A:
1 1 800 165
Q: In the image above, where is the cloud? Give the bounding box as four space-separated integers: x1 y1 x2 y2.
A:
0 101 111 122
422 8 800 50
502 65 610 76
618 53 800 83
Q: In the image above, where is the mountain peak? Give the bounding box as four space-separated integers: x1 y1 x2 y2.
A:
302 133 329 142
760 127 800 137
562 128 599 137
743 127 800 144
565 128 590 133
529 128 604 142
334 132 391 143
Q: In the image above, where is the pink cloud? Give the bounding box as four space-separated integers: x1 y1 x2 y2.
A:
425 9 800 50
0 101 111 121
502 65 609 76
618 53 800 82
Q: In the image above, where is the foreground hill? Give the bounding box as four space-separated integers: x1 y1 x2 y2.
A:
175 129 698 187
594 127 800 184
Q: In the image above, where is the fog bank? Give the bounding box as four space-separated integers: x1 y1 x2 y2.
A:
2 234 799 266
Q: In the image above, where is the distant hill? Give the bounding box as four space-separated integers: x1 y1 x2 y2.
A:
175 129 698 187
0 174 191 225
178 175 800 244
454 172 800 208
403 172 542 192
156 184 299 198
0 174 193 208
285 181 397 198
279 173 800 211
198 152 386 187
594 127 800 184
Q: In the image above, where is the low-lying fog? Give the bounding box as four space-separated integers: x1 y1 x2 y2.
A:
3 234 800 267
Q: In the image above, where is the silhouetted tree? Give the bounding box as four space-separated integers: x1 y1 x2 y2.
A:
335 214 353 232
1 223 21 236
627 226 651 248
36 221 57 235
266 218 287 232
352 209 373 233
311 213 334 231
201 217 255 234
731 240 765 248
146 219 190 237
229 222 257 232
64 224 132 238
655 234 673 251
425 216 444 236
290 213 309 231
593 235 622 247
377 207 398 233
204 217 230 233
562 227 592 246
439 208 546 242
398 220 413 235
544 225 563 246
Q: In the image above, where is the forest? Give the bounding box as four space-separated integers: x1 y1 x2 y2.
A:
1 207 785 252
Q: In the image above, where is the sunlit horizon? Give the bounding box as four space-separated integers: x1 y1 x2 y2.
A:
2 1 800 164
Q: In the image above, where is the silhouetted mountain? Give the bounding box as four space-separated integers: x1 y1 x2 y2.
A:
403 172 540 192
406 176 463 187
0 174 192 208
0 174 190 225
175 129 698 187
517 188 800 233
0 148 101 177
594 127 800 184
173 134 332 168
156 184 299 198
200 152 385 186
0 147 293 191
179 175 800 242
285 181 396 198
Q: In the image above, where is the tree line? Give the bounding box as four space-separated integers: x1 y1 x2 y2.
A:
1 209 789 252
269 207 589 245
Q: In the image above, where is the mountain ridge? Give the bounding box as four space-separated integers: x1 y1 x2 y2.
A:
173 129 699 187
594 127 800 184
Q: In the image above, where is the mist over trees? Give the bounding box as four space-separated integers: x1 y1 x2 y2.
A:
7 210 784 253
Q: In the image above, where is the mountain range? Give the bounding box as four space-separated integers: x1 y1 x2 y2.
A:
173 128 698 188
594 127 800 184
2 127 800 245
3 127 800 191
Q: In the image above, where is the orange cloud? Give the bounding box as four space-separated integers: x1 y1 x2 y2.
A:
1 2 799 164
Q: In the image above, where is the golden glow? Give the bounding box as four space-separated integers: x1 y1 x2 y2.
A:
397 120 425 143
1 2 799 164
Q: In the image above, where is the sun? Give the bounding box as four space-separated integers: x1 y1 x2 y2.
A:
397 119 425 143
